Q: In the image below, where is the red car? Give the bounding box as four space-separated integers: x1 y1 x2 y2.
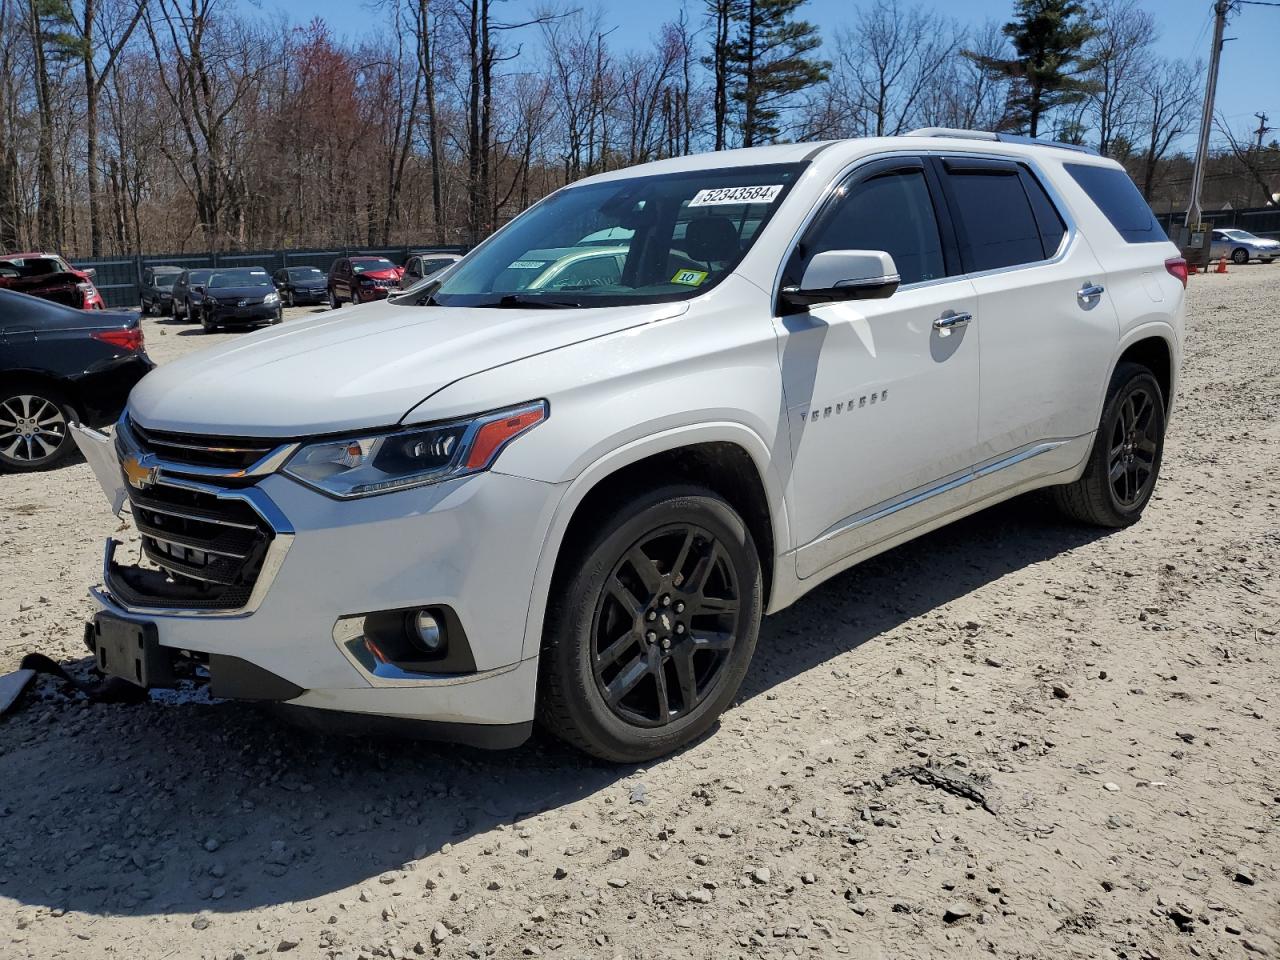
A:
326 256 404 308
0 252 105 309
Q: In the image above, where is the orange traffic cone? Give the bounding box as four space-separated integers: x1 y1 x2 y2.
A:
1216 255 1228 274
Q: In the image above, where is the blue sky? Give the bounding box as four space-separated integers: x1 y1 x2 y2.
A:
249 0 1277 147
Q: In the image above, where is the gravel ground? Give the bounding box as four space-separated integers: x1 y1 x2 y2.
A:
1 271 1278 959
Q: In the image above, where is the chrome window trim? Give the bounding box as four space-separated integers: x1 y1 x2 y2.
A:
769 147 1079 311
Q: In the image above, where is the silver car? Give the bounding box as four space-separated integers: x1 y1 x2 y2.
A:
1210 228 1280 264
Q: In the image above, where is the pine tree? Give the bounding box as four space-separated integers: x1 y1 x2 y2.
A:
726 0 828 147
966 0 1098 138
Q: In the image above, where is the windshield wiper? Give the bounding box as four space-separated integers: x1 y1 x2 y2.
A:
482 294 583 309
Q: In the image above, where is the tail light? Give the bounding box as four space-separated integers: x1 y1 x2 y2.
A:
1165 257 1188 288
92 327 144 352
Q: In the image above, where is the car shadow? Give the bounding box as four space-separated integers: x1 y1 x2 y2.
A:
0 492 1110 917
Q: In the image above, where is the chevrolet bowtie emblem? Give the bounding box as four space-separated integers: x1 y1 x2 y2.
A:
121 454 158 490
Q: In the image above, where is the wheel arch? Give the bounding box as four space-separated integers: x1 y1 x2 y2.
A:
0 368 83 416
1113 327 1175 413
518 422 790 662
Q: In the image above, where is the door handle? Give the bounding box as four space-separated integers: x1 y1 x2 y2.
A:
1077 282 1105 307
933 311 972 336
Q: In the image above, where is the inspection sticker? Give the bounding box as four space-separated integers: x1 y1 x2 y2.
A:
671 268 708 286
689 184 783 206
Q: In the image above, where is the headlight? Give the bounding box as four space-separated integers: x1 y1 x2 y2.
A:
264 291 280 304
282 401 547 498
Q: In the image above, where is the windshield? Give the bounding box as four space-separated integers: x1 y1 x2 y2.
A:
154 273 178 288
189 270 212 285
1223 230 1257 240
209 269 272 288
288 267 324 279
352 259 395 273
0 256 72 277
425 163 806 308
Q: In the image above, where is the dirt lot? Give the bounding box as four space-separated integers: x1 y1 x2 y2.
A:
2 271 1278 960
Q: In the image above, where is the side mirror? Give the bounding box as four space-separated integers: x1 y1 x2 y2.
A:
193 285 205 293
780 250 900 309
82 267 97 280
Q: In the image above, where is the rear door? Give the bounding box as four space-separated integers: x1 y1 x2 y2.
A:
935 155 1117 471
779 156 982 578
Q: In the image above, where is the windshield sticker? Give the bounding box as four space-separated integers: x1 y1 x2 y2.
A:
689 184 783 207
509 260 549 269
671 268 708 286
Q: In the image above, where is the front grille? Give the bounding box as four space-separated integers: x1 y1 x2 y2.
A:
109 482 275 610
127 418 280 471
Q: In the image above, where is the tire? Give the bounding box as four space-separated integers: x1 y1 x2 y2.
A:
174 298 184 321
538 484 763 763
1052 361 1166 528
201 308 217 333
1232 247 1249 265
0 384 77 472
284 289 294 308
351 287 363 305
272 306 283 324
328 288 339 310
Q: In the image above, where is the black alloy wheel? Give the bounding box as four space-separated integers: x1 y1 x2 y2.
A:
591 524 741 728
539 484 763 762
1107 384 1160 508
1053 361 1166 528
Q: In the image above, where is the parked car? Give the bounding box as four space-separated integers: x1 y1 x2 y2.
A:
1209 228 1279 264
327 256 403 307
272 266 328 307
401 252 462 288
1 288 151 471
0 252 105 309
75 130 1185 762
197 267 282 332
139 265 183 315
171 268 213 321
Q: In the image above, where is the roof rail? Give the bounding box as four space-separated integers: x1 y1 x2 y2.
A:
906 127 1096 155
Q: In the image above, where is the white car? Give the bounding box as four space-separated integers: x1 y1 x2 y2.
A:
73 129 1186 762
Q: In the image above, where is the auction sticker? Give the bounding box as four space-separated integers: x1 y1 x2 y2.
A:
689 184 783 206
671 268 708 286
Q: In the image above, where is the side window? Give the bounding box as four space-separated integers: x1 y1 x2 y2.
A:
943 162 1046 272
788 165 946 288
1063 162 1167 243
1019 169 1067 258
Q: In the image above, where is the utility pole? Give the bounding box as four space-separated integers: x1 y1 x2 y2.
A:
1253 112 1271 150
1185 0 1231 228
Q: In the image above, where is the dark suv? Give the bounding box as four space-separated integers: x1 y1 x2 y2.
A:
273 266 328 306
327 257 403 308
172 268 213 321
140 265 183 315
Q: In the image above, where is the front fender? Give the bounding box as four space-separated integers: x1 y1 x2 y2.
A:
506 420 792 662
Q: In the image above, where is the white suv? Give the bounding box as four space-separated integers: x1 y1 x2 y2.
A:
74 129 1186 762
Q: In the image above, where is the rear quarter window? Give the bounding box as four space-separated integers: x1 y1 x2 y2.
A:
1064 163 1166 244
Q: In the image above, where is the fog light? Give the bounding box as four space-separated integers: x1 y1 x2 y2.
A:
406 609 445 655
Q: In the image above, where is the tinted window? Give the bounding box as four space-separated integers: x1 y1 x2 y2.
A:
944 165 1045 271
1064 163 1167 243
790 166 945 287
1020 169 1067 258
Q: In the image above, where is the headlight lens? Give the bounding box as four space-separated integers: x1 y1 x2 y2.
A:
264 291 280 304
282 401 547 498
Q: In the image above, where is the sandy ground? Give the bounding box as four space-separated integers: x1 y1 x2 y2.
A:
1 271 1278 960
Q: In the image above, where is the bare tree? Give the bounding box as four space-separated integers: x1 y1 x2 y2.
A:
1215 113 1279 208
1136 57 1200 200
1084 0 1155 157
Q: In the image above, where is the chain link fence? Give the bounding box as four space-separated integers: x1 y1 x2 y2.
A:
74 244 468 308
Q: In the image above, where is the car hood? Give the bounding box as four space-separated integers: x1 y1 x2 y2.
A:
355 269 401 280
129 298 687 436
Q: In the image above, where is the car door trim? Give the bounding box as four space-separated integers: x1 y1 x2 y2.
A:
798 439 1069 575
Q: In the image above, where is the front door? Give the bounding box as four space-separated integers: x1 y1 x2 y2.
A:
776 157 983 579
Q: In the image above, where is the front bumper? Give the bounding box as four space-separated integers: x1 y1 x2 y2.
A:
79 424 564 736
208 303 280 325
